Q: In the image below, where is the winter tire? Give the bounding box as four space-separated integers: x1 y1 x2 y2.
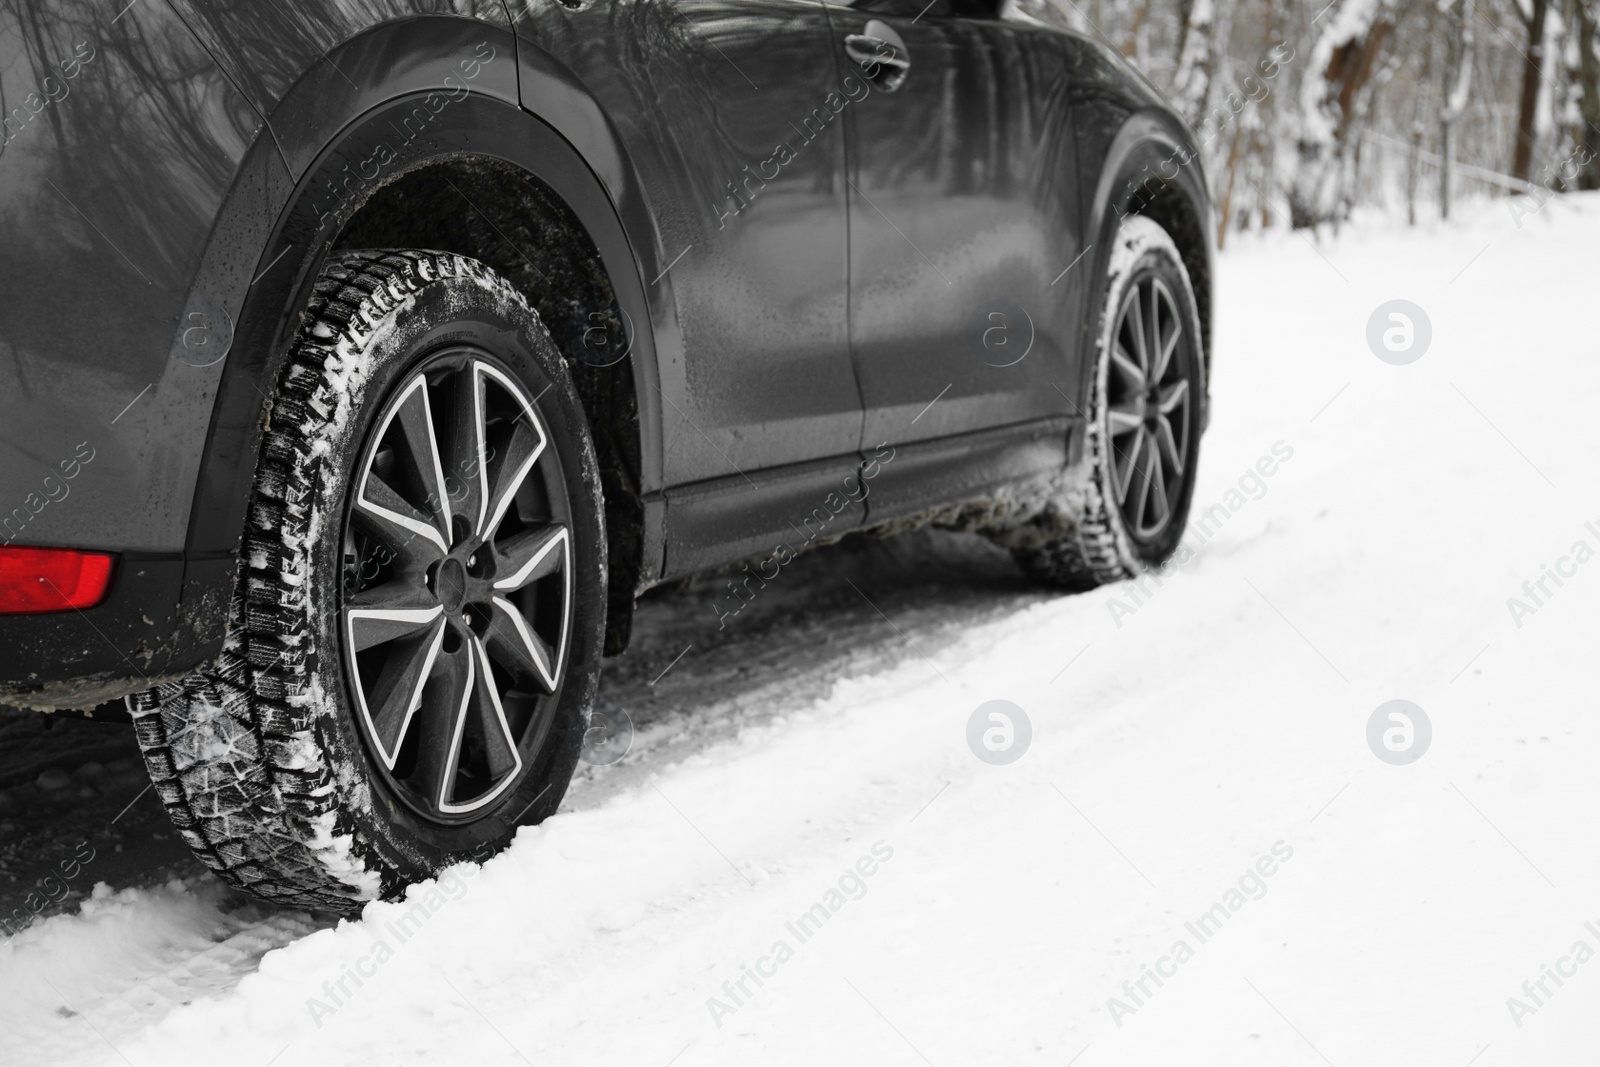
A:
128 250 606 911
1012 215 1205 590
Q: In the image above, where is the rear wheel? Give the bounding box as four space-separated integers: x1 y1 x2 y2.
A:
129 250 606 910
1011 216 1205 590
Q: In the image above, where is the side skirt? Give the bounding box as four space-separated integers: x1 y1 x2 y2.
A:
653 415 1082 582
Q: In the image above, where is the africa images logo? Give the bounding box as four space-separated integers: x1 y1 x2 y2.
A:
704 841 895 1028
1503 518 1600 628
1104 841 1295 1028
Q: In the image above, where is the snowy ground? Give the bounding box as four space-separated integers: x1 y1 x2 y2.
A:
4 193 1600 1067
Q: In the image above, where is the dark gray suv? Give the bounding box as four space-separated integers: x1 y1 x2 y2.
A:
0 0 1211 908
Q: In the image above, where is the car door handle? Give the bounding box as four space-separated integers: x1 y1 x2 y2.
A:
845 21 910 92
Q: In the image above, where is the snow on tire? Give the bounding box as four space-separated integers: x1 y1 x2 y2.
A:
1012 215 1206 591
129 250 607 911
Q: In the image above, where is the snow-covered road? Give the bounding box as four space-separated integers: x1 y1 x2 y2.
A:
4 196 1600 1067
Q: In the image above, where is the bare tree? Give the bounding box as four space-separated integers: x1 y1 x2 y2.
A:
1511 0 1552 182
1573 0 1600 186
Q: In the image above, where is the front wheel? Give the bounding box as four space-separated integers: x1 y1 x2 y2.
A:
1011 215 1206 590
130 251 606 911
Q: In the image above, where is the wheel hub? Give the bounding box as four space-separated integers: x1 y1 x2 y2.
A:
433 557 470 614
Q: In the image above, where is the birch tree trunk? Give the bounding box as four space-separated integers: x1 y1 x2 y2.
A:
1289 0 1397 228
1440 0 1474 218
1172 0 1234 129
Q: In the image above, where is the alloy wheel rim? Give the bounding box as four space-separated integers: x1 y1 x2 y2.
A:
340 348 572 822
1105 273 1192 542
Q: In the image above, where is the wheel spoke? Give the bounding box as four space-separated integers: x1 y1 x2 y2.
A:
390 377 454 543
1158 378 1189 415
482 420 546 541
345 584 443 652
1154 413 1185 477
1156 378 1189 477
1111 344 1145 392
492 524 568 593
1151 298 1181 384
1146 280 1165 382
1145 432 1169 527
442 365 490 540
347 578 439 615
360 616 446 766
470 637 521 780
1134 434 1157 531
485 595 559 691
1106 406 1144 437
354 472 449 560
1114 424 1145 504
410 642 473 811
1125 285 1149 376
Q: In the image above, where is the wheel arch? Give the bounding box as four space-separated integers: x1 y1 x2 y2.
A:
328 154 647 657
1080 111 1215 423
187 31 660 663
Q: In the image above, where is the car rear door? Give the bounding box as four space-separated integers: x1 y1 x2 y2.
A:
836 0 1085 452
512 0 867 572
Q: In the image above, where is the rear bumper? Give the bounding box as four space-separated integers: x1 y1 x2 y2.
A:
0 553 231 709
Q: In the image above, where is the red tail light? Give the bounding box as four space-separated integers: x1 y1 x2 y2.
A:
0 547 116 614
